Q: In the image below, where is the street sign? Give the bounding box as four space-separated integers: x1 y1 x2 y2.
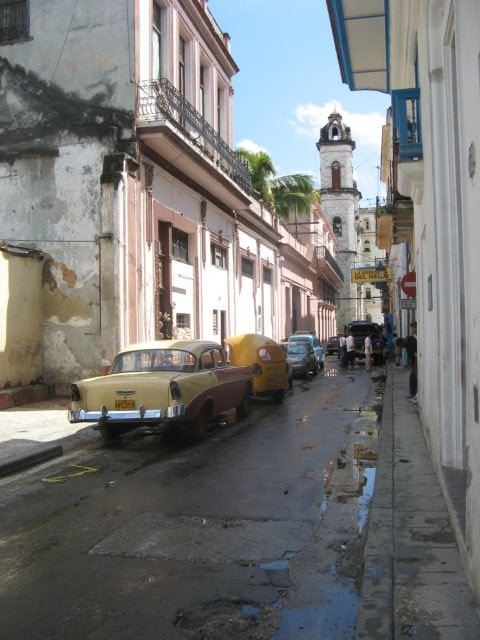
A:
401 298 416 309
400 271 416 297
351 267 392 283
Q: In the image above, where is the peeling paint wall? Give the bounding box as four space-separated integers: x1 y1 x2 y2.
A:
0 135 119 387
0 251 43 388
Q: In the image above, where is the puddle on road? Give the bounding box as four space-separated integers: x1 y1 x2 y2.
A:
358 467 376 534
273 584 358 639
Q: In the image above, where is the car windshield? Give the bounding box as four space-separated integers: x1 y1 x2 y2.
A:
110 349 197 373
289 336 312 344
287 344 308 355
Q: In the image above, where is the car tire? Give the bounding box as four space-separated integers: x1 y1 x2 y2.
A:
188 405 210 441
319 361 325 370
273 390 285 403
98 423 122 444
236 388 251 418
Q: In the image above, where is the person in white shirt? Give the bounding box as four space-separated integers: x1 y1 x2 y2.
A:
339 333 348 367
346 332 356 368
364 334 373 371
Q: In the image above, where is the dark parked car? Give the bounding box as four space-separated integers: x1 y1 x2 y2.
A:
347 321 385 365
326 336 340 355
281 341 318 379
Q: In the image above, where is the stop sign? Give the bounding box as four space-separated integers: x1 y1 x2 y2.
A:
401 271 416 297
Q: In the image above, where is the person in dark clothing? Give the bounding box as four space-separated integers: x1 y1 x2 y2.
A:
405 321 417 400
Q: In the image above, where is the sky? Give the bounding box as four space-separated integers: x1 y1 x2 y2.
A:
207 0 391 206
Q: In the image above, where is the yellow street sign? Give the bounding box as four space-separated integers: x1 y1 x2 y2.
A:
351 268 392 283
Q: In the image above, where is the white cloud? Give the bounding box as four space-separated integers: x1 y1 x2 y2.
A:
235 138 268 153
291 101 385 150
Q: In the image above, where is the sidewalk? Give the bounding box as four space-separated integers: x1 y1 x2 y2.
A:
0 397 96 477
356 362 480 639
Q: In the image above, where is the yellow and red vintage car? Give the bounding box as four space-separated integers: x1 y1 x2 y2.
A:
224 333 290 402
69 340 253 441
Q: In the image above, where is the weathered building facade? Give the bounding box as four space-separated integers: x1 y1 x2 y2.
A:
0 0 342 394
328 0 480 604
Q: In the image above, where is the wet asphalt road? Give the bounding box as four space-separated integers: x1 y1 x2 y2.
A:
0 358 383 640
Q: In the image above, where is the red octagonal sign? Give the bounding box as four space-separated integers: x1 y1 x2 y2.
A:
401 271 416 297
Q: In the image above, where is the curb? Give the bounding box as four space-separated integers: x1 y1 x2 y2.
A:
0 443 64 478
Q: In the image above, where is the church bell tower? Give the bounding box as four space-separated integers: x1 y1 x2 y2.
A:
317 112 361 332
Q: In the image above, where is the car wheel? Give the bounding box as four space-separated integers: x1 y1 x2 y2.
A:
273 390 285 403
312 363 319 376
319 361 325 370
188 405 210 441
236 387 251 418
98 422 122 444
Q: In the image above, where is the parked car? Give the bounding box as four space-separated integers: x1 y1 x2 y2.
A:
347 321 385 365
224 333 290 402
326 336 340 356
287 333 325 370
280 341 318 379
69 340 253 441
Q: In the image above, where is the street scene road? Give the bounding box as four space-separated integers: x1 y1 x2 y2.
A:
0 358 382 640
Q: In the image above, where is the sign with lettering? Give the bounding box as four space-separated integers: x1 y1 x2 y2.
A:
351 268 392 283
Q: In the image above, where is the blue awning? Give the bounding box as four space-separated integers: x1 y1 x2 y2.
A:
327 0 389 93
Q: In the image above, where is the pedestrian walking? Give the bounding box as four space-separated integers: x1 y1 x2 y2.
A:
393 333 403 366
406 321 418 401
364 333 373 371
339 333 348 368
346 332 356 369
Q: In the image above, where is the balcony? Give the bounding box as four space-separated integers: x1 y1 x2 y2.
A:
137 79 252 206
392 88 423 161
316 246 344 289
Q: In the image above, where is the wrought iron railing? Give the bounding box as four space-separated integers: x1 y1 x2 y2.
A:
0 0 29 42
316 245 344 284
392 88 423 161
137 78 252 194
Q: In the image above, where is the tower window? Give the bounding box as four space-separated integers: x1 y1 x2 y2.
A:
332 216 342 236
331 161 341 189
331 127 339 140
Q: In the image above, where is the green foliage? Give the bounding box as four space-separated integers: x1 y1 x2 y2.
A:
236 147 315 220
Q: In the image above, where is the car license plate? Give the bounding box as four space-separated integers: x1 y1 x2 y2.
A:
115 399 135 410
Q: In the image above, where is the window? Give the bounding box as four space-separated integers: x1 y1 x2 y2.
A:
217 87 222 134
332 217 342 236
200 66 206 117
212 309 218 334
179 36 186 96
364 240 371 254
331 161 341 189
152 2 162 80
241 257 254 279
172 228 189 262
365 220 370 230
0 0 29 44
176 313 190 329
263 266 272 285
211 243 227 269
366 288 372 299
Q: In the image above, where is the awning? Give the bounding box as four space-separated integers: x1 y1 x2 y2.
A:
326 0 389 93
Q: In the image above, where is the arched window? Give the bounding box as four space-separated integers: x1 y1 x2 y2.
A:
332 216 342 236
331 127 339 140
331 161 341 189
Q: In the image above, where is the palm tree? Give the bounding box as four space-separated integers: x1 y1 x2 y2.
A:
236 147 315 220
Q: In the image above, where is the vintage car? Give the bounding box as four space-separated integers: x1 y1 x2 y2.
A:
224 333 290 402
280 341 318 379
69 340 253 441
326 335 340 356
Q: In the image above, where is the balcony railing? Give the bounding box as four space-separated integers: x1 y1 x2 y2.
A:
316 245 344 284
137 78 252 195
392 88 423 161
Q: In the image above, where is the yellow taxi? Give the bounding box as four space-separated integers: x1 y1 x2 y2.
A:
224 333 290 402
